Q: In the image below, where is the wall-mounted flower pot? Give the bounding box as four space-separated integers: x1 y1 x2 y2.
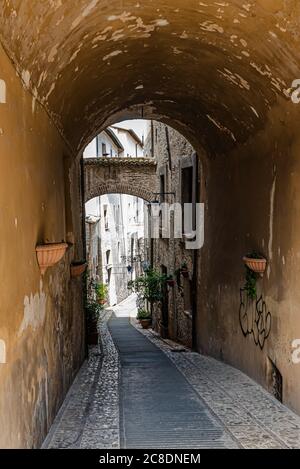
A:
98 299 106 305
36 243 68 275
243 256 267 275
70 261 87 278
167 279 175 287
181 268 189 278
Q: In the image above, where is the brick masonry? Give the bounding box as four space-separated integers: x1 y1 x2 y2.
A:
84 157 158 203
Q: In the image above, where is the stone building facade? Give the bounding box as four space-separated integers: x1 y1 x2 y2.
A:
144 121 198 348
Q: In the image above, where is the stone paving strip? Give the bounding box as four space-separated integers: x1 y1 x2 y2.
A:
109 316 238 449
43 310 120 449
133 320 300 449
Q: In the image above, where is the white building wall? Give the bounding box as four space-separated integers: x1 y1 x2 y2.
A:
111 127 143 158
83 125 146 306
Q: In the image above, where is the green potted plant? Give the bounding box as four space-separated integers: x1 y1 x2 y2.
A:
128 268 167 305
243 252 267 299
137 308 152 329
166 274 176 287
96 283 108 305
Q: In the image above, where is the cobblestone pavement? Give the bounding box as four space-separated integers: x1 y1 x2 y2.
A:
43 309 119 449
43 296 300 449
135 321 300 449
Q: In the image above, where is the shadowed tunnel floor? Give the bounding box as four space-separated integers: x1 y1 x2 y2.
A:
108 315 238 449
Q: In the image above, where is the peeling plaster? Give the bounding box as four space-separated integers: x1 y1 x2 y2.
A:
207 114 236 142
0 79 6 103
103 50 123 61
21 70 31 89
18 281 47 337
72 0 99 29
0 340 6 364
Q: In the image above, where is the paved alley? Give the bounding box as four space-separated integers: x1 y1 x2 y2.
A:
43 297 300 450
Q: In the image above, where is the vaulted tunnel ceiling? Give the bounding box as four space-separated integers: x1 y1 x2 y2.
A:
1 0 300 155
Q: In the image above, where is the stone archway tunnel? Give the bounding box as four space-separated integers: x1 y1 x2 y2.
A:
1 0 300 448
84 157 158 203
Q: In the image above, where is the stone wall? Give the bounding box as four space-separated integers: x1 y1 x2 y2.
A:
0 44 85 448
146 122 197 348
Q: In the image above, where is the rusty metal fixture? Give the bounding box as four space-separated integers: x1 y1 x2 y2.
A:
36 243 68 275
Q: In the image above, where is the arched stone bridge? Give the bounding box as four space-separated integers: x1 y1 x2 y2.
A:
84 157 158 203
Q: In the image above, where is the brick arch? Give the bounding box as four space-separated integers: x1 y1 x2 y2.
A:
84 157 158 204
86 182 154 203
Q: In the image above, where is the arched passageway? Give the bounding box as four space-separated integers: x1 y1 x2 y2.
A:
1 1 300 448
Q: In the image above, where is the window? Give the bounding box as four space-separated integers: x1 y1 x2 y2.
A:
103 205 109 230
107 268 112 285
96 136 100 157
102 142 107 156
183 278 193 314
106 250 111 266
181 166 195 235
159 174 165 237
160 175 165 203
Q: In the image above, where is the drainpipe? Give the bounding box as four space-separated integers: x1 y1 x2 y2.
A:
151 120 154 158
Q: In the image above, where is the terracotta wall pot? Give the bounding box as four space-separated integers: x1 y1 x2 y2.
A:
70 262 87 278
140 319 152 329
36 243 68 275
167 279 175 287
243 256 267 275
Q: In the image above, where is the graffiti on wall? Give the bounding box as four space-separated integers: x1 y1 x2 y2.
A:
239 288 271 350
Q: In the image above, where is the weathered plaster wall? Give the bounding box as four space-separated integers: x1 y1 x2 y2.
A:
0 44 85 448
196 100 300 414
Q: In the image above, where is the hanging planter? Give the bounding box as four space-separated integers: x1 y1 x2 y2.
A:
243 253 267 276
70 261 87 278
36 242 68 275
180 263 189 278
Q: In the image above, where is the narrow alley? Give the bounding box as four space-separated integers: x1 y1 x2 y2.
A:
43 296 300 450
2 1 300 457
